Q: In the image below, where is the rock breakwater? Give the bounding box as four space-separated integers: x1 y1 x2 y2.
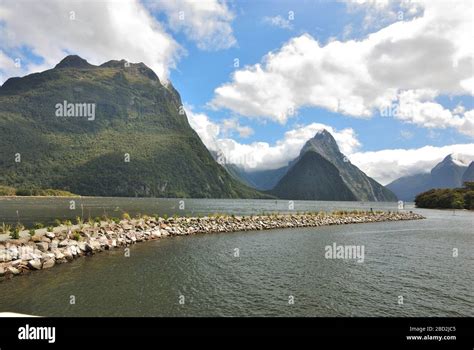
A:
0 211 424 279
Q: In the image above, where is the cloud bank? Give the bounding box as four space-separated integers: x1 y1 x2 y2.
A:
211 0 473 136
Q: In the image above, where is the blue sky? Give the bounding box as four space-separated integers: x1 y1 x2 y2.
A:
169 0 472 151
0 0 473 184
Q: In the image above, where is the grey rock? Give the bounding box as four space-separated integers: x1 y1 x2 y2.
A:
42 259 55 269
28 259 42 270
36 242 49 252
8 266 21 275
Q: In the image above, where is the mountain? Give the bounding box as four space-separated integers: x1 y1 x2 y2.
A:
387 154 472 201
237 166 289 190
462 162 474 182
0 55 267 198
430 153 469 188
385 173 432 202
269 151 357 201
296 130 397 201
222 129 396 201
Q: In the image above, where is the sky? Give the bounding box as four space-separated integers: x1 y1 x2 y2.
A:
0 0 473 185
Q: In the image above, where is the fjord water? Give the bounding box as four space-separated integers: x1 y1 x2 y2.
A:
0 198 472 317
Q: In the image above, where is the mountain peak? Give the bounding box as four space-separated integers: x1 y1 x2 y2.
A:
312 129 338 145
55 55 94 69
315 128 331 135
313 129 333 139
435 153 472 171
100 59 160 82
445 153 472 167
300 129 339 157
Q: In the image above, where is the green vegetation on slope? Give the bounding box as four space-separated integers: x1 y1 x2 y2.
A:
0 56 267 199
0 185 77 196
269 151 357 201
415 182 474 209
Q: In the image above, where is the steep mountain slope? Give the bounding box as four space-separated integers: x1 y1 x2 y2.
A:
270 151 356 201
238 166 289 190
0 55 266 198
430 154 469 188
298 130 397 201
386 173 432 201
462 162 474 182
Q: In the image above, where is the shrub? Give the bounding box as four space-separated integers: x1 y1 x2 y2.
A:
1 222 12 234
10 223 24 239
0 185 16 196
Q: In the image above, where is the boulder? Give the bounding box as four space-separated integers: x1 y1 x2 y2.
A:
58 239 69 247
31 235 42 242
0 250 12 262
36 242 49 252
70 246 78 256
27 259 42 270
90 241 101 251
42 259 55 269
43 252 55 260
53 249 65 260
10 259 22 267
45 232 56 239
84 243 94 253
7 245 19 260
7 266 21 275
51 239 59 248
63 248 74 261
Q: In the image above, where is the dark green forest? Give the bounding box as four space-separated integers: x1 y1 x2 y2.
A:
415 182 474 209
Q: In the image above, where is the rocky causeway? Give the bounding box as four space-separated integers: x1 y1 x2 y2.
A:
0 211 425 279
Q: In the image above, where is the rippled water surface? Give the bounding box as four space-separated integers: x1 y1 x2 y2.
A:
0 198 472 316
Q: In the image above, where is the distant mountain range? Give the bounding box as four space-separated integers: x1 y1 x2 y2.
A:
387 154 474 201
0 55 266 198
223 130 397 202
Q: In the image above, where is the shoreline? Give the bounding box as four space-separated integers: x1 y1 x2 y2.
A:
0 211 424 280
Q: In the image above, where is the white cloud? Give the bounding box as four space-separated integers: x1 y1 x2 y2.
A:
350 144 474 185
0 0 182 82
392 90 474 137
220 119 254 138
211 0 473 136
399 130 413 140
345 0 423 30
262 15 293 30
186 107 360 171
0 50 19 83
186 106 221 152
187 108 474 186
146 0 236 50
